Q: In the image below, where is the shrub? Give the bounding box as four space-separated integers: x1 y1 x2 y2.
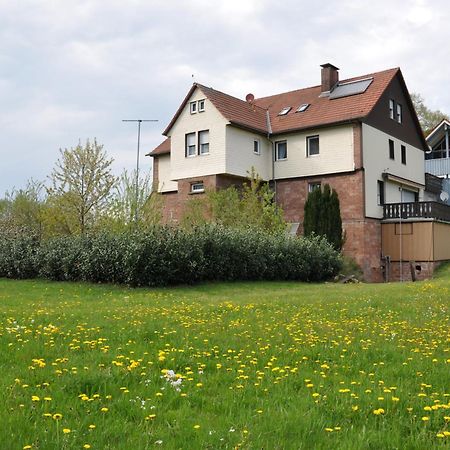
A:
0 226 341 285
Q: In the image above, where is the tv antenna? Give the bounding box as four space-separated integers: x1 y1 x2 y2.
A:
122 119 158 223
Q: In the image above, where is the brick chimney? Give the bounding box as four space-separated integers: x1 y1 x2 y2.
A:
321 63 339 93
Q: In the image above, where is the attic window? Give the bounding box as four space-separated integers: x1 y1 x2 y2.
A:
278 107 291 116
296 103 310 113
198 99 205 112
190 101 197 114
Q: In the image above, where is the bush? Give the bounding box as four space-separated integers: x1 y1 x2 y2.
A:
0 225 342 286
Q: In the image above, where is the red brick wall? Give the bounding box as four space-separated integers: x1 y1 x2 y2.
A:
275 171 384 282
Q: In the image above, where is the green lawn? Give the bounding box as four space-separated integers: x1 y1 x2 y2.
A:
1 267 450 449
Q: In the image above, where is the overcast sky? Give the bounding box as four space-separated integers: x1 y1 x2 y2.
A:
0 0 447 195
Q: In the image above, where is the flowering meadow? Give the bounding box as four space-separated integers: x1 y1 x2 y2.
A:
1 268 449 449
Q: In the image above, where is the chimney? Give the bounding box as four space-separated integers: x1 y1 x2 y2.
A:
320 63 339 94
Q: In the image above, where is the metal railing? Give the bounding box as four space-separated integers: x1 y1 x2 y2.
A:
425 158 450 177
383 201 450 222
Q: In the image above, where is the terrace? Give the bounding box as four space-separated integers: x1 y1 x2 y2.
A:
383 201 450 222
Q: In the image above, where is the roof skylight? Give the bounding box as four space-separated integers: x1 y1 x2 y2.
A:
278 107 291 116
296 103 310 112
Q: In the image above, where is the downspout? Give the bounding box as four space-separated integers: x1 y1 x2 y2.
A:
265 110 276 198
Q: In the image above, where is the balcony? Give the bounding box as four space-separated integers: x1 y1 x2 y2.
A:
383 201 450 222
425 157 450 177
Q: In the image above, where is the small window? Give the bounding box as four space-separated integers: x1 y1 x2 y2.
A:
396 103 402 123
278 107 291 116
308 182 321 193
377 180 385 205
401 145 406 164
275 141 287 160
253 139 260 155
190 101 197 114
389 99 395 120
198 99 205 112
296 103 310 113
307 135 319 156
198 130 209 155
186 132 196 157
389 139 395 160
191 182 204 193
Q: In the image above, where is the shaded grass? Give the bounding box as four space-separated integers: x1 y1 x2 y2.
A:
0 267 450 449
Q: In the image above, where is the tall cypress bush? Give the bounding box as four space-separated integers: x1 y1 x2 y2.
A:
304 184 343 251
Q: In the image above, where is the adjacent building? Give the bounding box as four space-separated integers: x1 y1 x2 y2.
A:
149 64 450 282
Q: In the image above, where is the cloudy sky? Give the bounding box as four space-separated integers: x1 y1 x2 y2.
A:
0 0 447 194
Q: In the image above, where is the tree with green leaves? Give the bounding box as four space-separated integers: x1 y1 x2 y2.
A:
181 169 286 233
48 139 116 234
304 184 343 251
410 93 449 135
100 168 162 231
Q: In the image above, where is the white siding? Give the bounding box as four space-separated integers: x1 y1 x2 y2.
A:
169 89 228 180
225 126 272 180
362 123 425 218
157 154 178 192
273 125 354 180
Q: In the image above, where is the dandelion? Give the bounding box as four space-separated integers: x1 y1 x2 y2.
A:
422 416 430 422
52 413 63 420
100 407 108 412
31 395 40 402
373 408 385 415
62 428 71 434
83 445 91 449
194 424 200 429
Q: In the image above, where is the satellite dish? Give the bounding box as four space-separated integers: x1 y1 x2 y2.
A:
245 93 255 103
440 191 449 202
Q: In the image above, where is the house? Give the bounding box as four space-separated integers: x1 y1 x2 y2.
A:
149 63 450 282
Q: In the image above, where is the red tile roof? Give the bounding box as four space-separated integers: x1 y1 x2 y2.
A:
149 68 425 156
147 137 170 156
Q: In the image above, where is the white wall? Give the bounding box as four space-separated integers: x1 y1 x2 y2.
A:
169 89 228 180
157 154 178 192
225 126 272 180
273 125 354 180
362 123 425 218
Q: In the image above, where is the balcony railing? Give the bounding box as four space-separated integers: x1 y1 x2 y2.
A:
383 201 450 222
425 158 450 177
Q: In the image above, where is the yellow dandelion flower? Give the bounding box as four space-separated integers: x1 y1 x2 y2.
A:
62 428 71 434
101 407 108 412
52 413 63 420
31 396 40 402
325 428 334 432
421 416 430 422
193 424 200 429
23 446 32 450
83 445 91 449
88 424 96 429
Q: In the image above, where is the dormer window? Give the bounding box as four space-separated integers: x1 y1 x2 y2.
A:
198 99 205 112
278 107 291 116
296 103 310 113
190 101 197 114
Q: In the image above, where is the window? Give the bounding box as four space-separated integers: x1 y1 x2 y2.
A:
198 99 205 112
275 141 287 160
389 139 395 160
190 101 197 114
401 145 406 164
198 130 209 155
190 182 204 193
296 103 310 113
396 103 402 123
307 135 319 156
377 180 385 205
278 107 291 116
389 99 395 120
308 182 321 193
253 139 260 155
185 132 196 157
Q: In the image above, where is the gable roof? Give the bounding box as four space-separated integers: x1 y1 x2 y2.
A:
426 118 450 146
150 67 427 155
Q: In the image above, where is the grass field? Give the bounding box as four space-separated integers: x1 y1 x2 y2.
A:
1 267 450 450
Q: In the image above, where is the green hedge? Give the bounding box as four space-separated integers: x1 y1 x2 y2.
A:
0 225 341 286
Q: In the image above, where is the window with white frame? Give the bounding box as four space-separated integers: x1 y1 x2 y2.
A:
185 132 196 157
396 103 402 123
198 99 205 112
308 182 321 193
306 135 319 156
275 140 287 160
253 139 260 155
190 101 197 114
389 99 395 120
190 182 204 193
198 130 209 154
